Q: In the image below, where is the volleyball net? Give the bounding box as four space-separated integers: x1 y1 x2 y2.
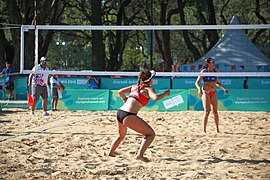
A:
1 23 270 111
19 23 270 78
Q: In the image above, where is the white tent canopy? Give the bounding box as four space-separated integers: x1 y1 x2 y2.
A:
183 16 270 72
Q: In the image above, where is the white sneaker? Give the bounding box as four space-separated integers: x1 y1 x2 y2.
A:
29 111 35 115
43 111 49 116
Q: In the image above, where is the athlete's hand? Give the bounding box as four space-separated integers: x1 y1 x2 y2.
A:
198 90 202 97
164 90 170 96
224 89 229 94
122 96 128 102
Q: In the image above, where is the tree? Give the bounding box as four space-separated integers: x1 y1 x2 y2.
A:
2 0 65 70
1 0 269 72
177 0 201 61
91 0 105 70
104 0 143 70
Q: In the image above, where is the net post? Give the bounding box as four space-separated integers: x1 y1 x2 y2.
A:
20 26 25 73
34 0 38 66
34 27 38 66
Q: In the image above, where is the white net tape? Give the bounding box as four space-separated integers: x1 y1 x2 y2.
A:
20 70 270 77
20 24 270 77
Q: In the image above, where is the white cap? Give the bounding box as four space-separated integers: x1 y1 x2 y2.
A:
143 70 156 83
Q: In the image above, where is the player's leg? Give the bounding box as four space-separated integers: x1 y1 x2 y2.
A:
108 121 127 156
210 93 219 132
202 91 211 133
123 115 155 162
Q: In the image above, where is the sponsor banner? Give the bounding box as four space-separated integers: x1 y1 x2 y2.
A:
14 77 28 100
36 89 109 110
219 77 245 89
189 89 270 111
0 77 5 88
109 89 188 111
172 77 245 89
58 78 89 89
172 77 200 89
101 77 171 89
0 76 28 100
248 77 270 89
0 77 6 100
0 101 28 109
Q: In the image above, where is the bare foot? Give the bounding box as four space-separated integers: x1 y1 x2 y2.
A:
108 152 120 157
135 156 150 162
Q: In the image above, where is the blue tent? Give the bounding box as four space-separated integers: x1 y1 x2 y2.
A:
182 16 270 72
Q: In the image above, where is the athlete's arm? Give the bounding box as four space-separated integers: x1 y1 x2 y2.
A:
215 73 229 94
216 81 229 94
147 88 170 101
195 69 205 96
28 74 34 88
118 86 132 102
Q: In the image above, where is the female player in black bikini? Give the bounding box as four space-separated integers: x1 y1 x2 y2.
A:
108 70 170 162
195 58 229 133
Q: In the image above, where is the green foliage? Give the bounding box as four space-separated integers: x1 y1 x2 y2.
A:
47 33 92 70
0 0 269 71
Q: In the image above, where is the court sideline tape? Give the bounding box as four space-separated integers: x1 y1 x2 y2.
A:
0 116 101 143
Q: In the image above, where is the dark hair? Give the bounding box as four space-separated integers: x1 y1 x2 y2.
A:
5 62 11 65
137 70 153 95
205 57 213 63
202 57 214 69
137 70 152 86
201 65 208 70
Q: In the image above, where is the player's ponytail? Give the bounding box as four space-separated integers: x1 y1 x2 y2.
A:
137 71 144 93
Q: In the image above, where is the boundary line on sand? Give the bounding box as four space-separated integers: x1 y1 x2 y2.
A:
0 116 100 143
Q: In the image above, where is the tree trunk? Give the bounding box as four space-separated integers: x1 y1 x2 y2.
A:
91 0 105 70
107 0 131 71
162 30 173 71
5 0 21 71
4 0 64 70
155 1 173 72
0 24 14 67
178 0 201 60
0 25 5 66
252 1 268 43
205 0 219 48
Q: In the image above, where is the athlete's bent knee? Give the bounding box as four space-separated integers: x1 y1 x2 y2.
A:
147 131 155 139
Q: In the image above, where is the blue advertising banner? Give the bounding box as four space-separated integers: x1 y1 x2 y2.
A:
218 77 245 89
0 77 5 89
172 77 245 89
14 77 28 100
36 89 109 110
109 89 188 111
172 77 199 89
101 77 171 90
0 77 6 100
247 77 270 89
0 76 28 100
58 78 89 89
189 89 270 111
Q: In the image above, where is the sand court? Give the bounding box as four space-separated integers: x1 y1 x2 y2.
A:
0 108 269 179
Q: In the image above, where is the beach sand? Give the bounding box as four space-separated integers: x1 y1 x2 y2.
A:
0 108 269 179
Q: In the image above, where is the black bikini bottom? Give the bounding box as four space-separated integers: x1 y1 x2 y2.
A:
116 109 137 123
